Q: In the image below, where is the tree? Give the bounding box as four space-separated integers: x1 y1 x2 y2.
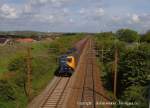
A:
116 29 140 43
121 85 148 108
118 48 149 95
141 31 150 43
8 56 28 96
0 80 16 101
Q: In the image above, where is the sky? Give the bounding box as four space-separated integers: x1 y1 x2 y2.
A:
0 0 150 33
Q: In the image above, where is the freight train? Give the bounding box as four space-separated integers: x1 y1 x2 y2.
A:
55 38 88 77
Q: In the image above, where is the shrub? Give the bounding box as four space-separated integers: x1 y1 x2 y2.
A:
0 80 16 101
116 29 140 43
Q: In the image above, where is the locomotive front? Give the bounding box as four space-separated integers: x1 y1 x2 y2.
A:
58 55 76 76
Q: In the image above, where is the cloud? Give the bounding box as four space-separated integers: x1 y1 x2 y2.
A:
79 7 104 16
78 7 105 23
24 4 32 13
29 0 71 7
0 4 18 19
131 14 140 23
79 8 86 14
95 8 104 16
0 0 150 33
111 16 121 22
69 18 74 23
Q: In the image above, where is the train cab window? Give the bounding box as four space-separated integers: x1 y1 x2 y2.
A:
67 58 72 62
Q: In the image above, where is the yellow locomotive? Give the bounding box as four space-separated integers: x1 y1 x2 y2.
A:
56 48 78 76
66 56 76 70
55 38 88 77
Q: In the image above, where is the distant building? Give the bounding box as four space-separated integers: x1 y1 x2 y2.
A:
15 38 36 43
0 38 7 44
0 38 13 46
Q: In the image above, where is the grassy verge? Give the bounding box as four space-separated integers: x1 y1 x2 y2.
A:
0 35 84 108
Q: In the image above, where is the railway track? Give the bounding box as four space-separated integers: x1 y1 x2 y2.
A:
80 63 96 108
40 77 70 108
63 39 111 108
28 37 111 108
80 39 96 108
28 38 89 108
39 38 89 108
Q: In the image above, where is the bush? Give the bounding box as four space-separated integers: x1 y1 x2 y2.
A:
8 56 27 89
8 56 26 72
116 29 140 43
0 80 16 101
141 31 150 43
95 33 149 108
118 49 149 93
121 85 148 108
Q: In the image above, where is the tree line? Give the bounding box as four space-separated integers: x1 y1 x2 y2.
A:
95 28 150 108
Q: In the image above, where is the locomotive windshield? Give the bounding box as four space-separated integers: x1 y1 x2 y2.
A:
60 58 66 62
67 58 72 62
59 55 67 63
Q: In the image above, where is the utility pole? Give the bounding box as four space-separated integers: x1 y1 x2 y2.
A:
113 48 118 99
93 44 110 63
26 47 32 100
148 73 150 108
101 46 104 63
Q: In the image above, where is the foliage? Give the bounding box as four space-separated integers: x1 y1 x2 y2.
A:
95 31 149 108
49 35 83 55
95 32 116 40
0 35 84 108
116 29 140 43
118 49 149 93
120 85 148 108
8 56 26 73
141 31 150 43
0 80 16 101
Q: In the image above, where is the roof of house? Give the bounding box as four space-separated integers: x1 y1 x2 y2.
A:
16 38 35 43
0 38 7 44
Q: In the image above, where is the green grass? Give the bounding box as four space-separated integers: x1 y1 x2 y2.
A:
0 35 84 108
